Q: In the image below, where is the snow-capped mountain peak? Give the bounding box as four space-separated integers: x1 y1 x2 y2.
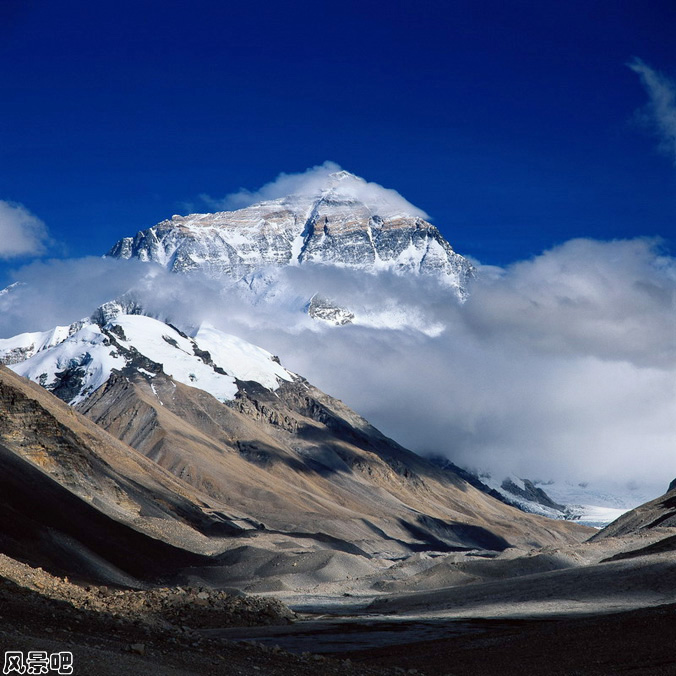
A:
105 170 474 297
325 169 358 182
0 303 295 405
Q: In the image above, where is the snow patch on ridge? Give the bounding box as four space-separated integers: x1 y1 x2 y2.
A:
113 315 239 402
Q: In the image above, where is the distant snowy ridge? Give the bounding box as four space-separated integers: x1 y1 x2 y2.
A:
481 474 651 528
106 170 474 297
0 301 294 405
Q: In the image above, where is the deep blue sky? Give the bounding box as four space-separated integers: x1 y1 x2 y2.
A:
0 0 674 285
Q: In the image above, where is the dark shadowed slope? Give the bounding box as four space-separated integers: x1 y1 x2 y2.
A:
0 365 247 584
593 484 676 539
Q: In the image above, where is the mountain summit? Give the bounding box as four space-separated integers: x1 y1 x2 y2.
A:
106 170 474 296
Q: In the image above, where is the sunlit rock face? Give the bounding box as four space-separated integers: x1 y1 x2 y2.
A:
107 171 474 298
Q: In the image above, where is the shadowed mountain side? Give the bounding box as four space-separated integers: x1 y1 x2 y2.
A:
78 370 590 554
592 485 676 540
0 441 216 584
0 365 272 583
602 534 676 562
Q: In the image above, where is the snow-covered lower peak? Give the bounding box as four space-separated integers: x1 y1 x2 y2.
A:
105 171 474 297
1 309 295 405
7 323 126 404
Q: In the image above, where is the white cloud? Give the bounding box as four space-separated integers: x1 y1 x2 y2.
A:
464 238 676 368
1 237 673 496
0 257 162 333
628 58 676 162
0 201 50 259
197 238 674 492
200 161 430 219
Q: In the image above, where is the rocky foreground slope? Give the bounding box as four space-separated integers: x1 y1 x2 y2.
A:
0 551 385 676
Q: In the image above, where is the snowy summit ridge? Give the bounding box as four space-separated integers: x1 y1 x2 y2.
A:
106 170 474 296
0 300 295 406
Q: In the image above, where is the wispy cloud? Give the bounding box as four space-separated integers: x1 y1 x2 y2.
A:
0 257 161 331
0 201 50 259
200 161 430 219
628 58 676 162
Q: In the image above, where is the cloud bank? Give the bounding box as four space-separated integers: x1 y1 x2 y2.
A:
0 257 163 334
200 161 430 219
222 238 674 492
628 58 676 162
0 201 50 259
0 237 673 495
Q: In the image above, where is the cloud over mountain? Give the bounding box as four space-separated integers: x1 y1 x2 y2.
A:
1 235 672 494
0 201 50 259
230 238 674 490
200 161 430 218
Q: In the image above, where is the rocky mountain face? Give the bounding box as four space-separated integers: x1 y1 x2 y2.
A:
0 305 590 589
499 478 565 512
106 171 474 298
82 366 592 558
306 294 355 325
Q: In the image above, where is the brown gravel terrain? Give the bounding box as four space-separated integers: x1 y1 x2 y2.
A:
0 553 392 676
1 350 674 676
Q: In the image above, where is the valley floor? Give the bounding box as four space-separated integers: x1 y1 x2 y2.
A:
3 585 676 675
344 604 676 676
2 527 676 676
